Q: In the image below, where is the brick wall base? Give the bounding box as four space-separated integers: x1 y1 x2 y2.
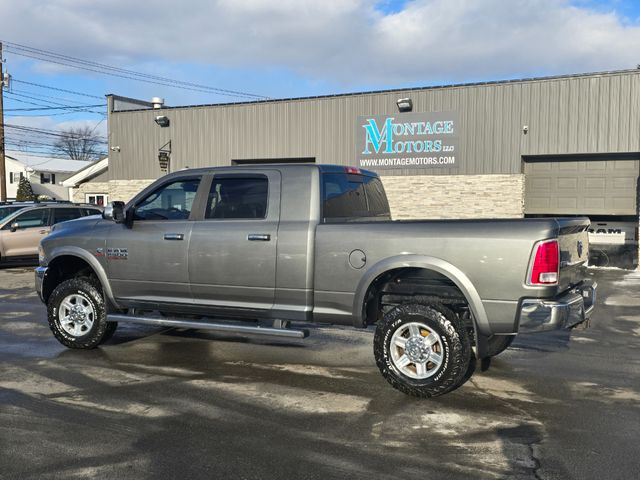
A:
381 174 525 220
71 179 155 203
70 182 111 204
108 179 156 202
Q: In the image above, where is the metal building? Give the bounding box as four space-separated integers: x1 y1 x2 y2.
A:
95 69 640 268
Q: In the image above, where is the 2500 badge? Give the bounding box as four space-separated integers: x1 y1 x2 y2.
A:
95 248 128 260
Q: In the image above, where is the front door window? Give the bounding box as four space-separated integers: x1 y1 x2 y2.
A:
134 178 201 221
4 209 49 230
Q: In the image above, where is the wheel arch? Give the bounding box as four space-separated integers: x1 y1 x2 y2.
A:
43 247 117 307
353 255 491 354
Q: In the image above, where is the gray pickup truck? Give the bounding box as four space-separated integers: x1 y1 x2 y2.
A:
35 164 596 397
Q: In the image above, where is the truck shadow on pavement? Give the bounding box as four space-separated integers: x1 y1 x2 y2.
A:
510 329 572 355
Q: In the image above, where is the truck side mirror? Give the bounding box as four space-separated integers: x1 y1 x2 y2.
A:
103 201 126 224
10 221 20 232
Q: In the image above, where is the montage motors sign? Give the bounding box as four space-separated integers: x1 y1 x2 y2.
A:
355 111 459 170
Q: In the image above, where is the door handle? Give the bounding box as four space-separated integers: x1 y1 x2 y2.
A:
39 230 47 235
247 234 271 241
164 233 184 241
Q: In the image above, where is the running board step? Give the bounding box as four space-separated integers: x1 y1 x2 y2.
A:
107 314 309 339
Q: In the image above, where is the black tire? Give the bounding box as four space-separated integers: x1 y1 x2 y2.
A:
47 277 110 349
374 302 471 398
485 335 515 357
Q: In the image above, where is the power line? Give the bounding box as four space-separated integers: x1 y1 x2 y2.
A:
4 97 105 119
4 123 107 139
3 41 270 100
10 79 104 100
5 93 105 111
6 136 107 149
6 136 106 148
4 93 52 110
10 49 264 99
4 124 106 140
8 89 99 106
5 110 106 117
7 140 64 149
5 149 96 159
5 95 105 115
6 41 268 99
5 104 106 112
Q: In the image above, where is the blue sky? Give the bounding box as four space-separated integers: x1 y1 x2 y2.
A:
2 0 640 153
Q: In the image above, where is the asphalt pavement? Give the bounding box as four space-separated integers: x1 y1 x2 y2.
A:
0 266 638 479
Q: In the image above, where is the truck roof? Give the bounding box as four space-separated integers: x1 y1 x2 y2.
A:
161 163 378 178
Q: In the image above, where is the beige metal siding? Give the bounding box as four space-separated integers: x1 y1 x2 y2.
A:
524 158 639 215
86 170 109 183
108 71 640 180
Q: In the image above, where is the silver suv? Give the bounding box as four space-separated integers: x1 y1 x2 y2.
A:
0 204 101 264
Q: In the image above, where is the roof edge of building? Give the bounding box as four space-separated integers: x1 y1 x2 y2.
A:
110 68 640 114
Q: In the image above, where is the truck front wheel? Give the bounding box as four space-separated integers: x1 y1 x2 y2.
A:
374 302 471 397
47 277 113 349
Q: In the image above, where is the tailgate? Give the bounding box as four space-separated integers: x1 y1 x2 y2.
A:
557 218 590 291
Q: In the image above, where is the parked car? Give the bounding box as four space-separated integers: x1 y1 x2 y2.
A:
0 204 101 264
0 201 75 222
35 164 595 397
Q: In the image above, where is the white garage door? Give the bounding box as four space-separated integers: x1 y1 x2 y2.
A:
524 158 639 215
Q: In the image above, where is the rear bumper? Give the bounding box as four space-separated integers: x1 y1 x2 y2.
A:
518 279 596 333
35 266 47 303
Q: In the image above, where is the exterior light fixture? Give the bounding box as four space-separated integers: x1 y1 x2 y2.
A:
396 98 413 112
155 115 170 127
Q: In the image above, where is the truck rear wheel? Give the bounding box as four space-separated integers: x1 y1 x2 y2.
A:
47 277 112 349
374 301 471 397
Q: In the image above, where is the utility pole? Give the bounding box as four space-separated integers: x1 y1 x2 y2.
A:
0 42 6 202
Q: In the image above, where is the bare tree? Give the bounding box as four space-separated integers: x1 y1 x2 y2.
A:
53 126 104 161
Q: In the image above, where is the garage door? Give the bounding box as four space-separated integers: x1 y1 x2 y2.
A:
524 158 639 215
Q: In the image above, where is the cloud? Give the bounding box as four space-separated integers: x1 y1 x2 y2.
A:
2 0 640 86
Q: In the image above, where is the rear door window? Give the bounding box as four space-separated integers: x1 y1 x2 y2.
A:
205 177 268 219
52 208 83 225
322 173 390 222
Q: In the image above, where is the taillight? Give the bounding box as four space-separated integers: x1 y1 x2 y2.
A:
345 167 361 174
529 239 559 285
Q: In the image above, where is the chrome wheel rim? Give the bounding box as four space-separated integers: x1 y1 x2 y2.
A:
390 322 444 379
59 294 95 337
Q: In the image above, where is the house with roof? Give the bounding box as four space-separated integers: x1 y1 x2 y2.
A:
5 151 92 201
61 156 109 205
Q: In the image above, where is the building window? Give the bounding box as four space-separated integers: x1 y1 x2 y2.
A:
85 194 109 206
40 173 56 184
9 172 24 184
